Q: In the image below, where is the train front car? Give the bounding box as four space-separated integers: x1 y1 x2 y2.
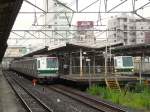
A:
114 56 134 75
37 57 59 83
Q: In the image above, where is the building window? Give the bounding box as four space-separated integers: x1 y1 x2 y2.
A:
123 18 127 22
124 39 127 42
141 32 143 35
114 34 116 37
131 39 136 42
124 32 127 37
130 32 136 36
130 26 134 29
124 25 127 30
141 27 143 29
129 19 135 22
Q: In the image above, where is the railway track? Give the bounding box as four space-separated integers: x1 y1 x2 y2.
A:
4 71 129 112
4 72 53 112
48 85 128 112
4 71 100 112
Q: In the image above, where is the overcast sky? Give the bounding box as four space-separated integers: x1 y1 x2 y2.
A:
7 0 150 47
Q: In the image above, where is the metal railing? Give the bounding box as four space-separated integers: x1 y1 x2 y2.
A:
71 66 114 75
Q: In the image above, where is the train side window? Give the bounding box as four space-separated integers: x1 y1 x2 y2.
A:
32 63 34 69
37 60 40 68
114 59 117 67
123 57 133 66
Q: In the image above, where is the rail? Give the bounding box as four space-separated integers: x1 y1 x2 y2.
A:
48 85 128 112
4 72 53 112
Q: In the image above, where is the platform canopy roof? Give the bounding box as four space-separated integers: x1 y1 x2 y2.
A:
23 43 94 57
22 42 150 57
23 42 123 57
23 46 49 57
48 42 94 53
0 0 23 62
112 43 150 56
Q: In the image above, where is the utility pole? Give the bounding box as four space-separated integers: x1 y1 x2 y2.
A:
86 58 91 87
105 30 108 77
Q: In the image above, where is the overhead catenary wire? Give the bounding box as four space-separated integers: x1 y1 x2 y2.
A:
8 0 150 46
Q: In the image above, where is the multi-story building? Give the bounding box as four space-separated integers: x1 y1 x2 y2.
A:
136 19 150 44
108 14 150 45
72 21 96 45
43 1 73 45
4 46 27 57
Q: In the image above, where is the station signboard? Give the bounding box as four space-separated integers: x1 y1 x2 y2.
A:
77 21 94 29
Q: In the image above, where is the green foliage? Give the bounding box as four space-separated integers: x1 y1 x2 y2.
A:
87 84 150 111
134 83 146 92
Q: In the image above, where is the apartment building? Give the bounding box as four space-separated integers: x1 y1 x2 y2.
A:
108 14 150 45
43 1 72 45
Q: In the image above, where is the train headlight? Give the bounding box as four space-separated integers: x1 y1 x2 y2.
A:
131 69 134 72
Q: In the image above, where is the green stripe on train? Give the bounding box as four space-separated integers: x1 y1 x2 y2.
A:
38 70 58 74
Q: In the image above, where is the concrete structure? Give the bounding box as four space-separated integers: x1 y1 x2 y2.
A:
136 20 150 44
43 1 73 45
72 21 96 45
2 46 27 68
0 70 26 112
145 32 150 44
108 14 150 45
4 46 27 57
43 2 96 47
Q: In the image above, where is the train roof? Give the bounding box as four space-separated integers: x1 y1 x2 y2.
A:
12 56 57 62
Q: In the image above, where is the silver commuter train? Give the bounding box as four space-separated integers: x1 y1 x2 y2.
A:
10 56 59 82
114 56 134 74
1 61 10 70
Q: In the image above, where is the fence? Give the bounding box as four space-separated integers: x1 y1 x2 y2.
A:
71 66 114 75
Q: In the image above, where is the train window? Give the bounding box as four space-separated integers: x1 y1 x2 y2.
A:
47 58 58 68
37 60 40 68
33 63 34 69
122 57 133 67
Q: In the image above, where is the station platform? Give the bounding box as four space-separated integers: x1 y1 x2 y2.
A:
0 70 26 112
60 74 139 83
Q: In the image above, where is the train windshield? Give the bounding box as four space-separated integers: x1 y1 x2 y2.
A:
123 57 133 67
47 58 58 68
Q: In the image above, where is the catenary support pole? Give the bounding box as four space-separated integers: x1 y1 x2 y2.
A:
69 53 72 75
80 49 83 77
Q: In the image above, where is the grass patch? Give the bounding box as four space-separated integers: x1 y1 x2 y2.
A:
87 84 150 111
